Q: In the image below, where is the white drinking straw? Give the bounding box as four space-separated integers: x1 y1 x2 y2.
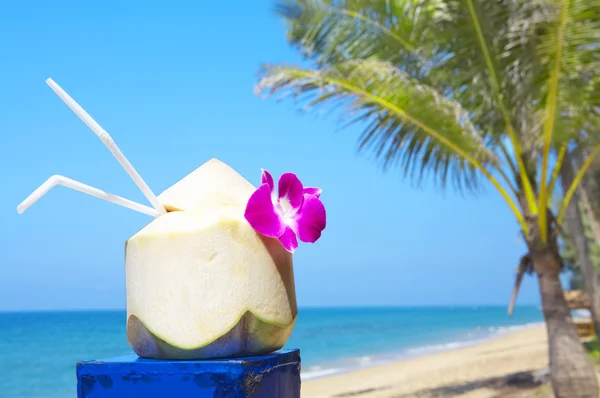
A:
17 175 160 217
45 78 166 215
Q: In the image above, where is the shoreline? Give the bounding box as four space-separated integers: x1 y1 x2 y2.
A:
301 325 550 398
301 321 545 381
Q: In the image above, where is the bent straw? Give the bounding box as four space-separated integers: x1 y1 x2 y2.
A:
45 78 166 216
17 175 161 217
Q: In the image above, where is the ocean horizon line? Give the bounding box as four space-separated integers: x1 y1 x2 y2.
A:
0 304 541 314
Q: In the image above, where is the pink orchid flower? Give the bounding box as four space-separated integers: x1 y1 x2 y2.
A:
244 169 326 253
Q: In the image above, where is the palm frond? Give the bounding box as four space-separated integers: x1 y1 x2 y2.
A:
537 0 600 235
256 60 526 230
258 60 497 188
274 0 423 68
271 1 545 191
538 0 600 240
431 0 544 211
558 144 600 225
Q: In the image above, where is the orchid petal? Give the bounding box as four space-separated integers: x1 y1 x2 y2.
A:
261 169 275 193
291 194 327 243
244 183 285 238
279 226 298 253
278 172 304 215
303 187 322 198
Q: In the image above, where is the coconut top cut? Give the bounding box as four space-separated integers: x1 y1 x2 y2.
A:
157 158 256 212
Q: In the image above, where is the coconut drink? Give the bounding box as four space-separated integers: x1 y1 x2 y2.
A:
125 159 306 359
17 79 327 359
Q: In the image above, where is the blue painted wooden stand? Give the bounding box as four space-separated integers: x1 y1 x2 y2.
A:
76 349 301 398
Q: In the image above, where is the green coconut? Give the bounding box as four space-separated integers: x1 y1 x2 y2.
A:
125 159 298 359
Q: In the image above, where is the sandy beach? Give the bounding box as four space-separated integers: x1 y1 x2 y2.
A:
301 326 551 398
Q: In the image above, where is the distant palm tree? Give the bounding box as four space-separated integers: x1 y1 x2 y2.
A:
255 1 600 397
560 180 600 290
578 150 600 246
560 151 600 343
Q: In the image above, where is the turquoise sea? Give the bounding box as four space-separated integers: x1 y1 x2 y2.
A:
0 306 544 398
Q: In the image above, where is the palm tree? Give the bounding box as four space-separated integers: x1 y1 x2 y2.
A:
560 180 600 290
578 151 600 246
255 1 600 397
561 153 600 340
559 149 600 341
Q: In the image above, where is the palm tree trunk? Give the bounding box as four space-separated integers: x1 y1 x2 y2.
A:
580 183 600 247
576 150 600 247
561 155 600 339
531 246 599 398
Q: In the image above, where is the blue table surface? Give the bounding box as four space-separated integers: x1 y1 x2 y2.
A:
80 349 299 364
76 349 301 397
77 349 301 375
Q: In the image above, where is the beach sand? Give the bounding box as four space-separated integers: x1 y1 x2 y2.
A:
301 326 552 398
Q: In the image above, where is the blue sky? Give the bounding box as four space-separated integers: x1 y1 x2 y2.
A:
0 0 543 311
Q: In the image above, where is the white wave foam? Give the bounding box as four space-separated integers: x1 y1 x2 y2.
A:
299 321 546 381
404 340 474 356
302 367 345 380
